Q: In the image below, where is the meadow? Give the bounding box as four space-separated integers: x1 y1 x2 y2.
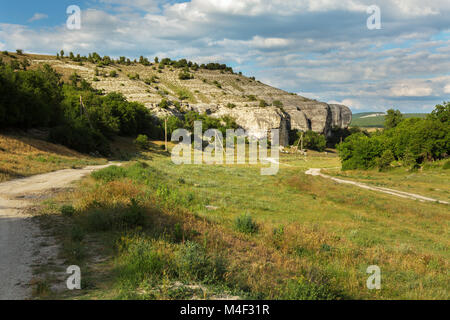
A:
34 145 449 300
350 113 427 128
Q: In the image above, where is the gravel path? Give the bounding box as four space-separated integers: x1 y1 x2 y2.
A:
305 168 448 205
0 164 118 300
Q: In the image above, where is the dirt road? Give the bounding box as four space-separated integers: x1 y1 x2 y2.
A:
0 164 118 300
305 168 449 205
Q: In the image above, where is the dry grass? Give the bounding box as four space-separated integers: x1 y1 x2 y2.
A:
0 133 106 182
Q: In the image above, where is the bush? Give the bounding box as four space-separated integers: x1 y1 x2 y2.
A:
178 71 193 80
49 121 111 156
109 70 117 77
159 99 170 109
259 100 268 108
273 100 283 107
234 213 259 234
61 205 76 217
294 131 327 152
443 160 450 170
91 165 127 182
176 241 227 283
338 103 449 170
117 238 175 285
135 134 150 150
376 149 395 171
337 133 384 170
128 73 140 80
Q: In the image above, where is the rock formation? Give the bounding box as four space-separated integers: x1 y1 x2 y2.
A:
30 56 352 146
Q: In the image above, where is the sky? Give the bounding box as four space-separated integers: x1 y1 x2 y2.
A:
0 0 449 113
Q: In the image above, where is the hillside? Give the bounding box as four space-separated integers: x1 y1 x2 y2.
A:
351 112 427 128
0 132 106 182
1 51 351 145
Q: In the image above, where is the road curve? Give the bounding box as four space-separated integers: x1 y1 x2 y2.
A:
305 168 448 205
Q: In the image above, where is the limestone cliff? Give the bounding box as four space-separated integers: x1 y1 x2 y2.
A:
29 54 352 145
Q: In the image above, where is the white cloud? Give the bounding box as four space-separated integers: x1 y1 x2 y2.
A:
1 0 449 112
390 85 433 97
444 84 450 94
28 13 48 23
329 98 364 110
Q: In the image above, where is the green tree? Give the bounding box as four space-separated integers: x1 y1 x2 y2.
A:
376 149 395 171
385 109 403 129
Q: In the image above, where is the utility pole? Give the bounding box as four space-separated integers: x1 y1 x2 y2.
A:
300 131 304 153
164 118 168 152
80 96 94 130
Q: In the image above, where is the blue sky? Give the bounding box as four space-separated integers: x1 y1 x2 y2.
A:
1 0 449 113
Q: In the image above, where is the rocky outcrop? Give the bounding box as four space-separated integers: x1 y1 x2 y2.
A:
31 56 352 146
329 104 352 130
184 102 351 146
195 105 290 146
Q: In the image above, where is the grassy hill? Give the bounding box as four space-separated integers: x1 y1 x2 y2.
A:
351 112 428 128
1 51 310 113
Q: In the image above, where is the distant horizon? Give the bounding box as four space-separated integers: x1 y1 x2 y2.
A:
1 0 448 114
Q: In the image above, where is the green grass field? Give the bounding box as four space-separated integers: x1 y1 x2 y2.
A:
34 147 449 300
351 113 428 128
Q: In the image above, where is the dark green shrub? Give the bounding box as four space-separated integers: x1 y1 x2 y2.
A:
61 205 76 217
159 99 170 109
259 100 268 108
49 122 111 156
294 131 327 152
376 149 395 171
443 160 450 170
234 213 259 234
117 238 174 285
134 134 150 150
176 241 227 283
273 100 283 107
178 71 193 80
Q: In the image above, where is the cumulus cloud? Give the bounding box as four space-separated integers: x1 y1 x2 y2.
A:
1 0 449 112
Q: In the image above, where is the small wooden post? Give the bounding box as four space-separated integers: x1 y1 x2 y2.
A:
300 131 304 153
164 118 168 151
80 96 94 130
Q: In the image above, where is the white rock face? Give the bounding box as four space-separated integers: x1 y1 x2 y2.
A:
188 102 351 146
